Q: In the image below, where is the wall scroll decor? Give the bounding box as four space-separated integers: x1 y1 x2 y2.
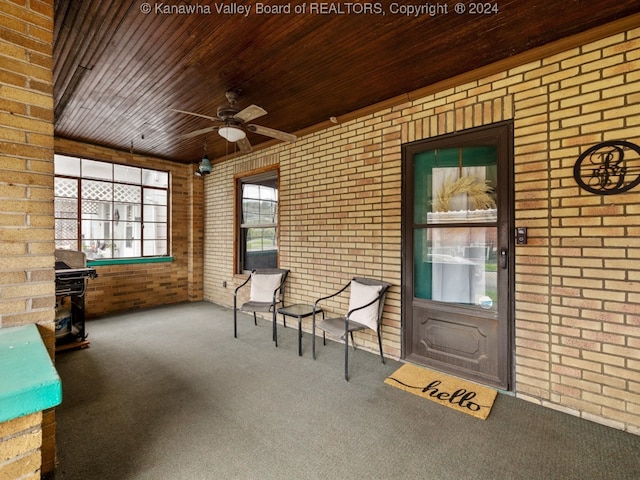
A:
573 140 640 195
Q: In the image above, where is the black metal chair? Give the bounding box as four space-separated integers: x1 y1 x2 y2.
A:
312 277 391 381
233 268 289 346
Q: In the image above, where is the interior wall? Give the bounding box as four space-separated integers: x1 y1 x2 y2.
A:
54 138 204 317
203 22 640 434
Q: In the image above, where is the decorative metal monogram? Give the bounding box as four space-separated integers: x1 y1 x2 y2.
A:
573 140 640 195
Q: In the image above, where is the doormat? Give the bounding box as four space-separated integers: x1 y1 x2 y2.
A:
384 363 497 420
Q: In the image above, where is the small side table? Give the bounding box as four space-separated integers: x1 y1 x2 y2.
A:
277 304 322 356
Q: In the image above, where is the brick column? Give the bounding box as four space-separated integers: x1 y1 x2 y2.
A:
0 0 56 476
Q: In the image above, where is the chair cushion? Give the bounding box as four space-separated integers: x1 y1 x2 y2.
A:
348 280 383 331
250 273 283 303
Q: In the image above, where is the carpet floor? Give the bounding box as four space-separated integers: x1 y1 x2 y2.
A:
53 301 640 479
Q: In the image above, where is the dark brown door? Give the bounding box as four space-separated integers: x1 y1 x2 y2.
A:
402 122 513 390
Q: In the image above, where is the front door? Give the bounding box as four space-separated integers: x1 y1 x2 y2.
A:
402 122 513 390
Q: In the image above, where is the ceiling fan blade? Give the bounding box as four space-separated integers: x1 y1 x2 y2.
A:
178 126 218 140
234 104 267 123
237 136 252 153
247 124 297 143
169 108 220 122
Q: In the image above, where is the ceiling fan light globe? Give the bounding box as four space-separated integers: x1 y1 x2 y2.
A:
218 125 246 142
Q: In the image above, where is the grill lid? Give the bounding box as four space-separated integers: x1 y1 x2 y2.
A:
55 249 86 269
54 250 97 280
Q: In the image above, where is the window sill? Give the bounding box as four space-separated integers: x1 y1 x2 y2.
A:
87 256 173 267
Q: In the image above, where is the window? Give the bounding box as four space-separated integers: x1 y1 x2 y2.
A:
54 154 170 260
238 171 278 272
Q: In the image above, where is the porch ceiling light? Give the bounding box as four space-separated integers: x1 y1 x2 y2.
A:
218 125 246 142
195 154 212 176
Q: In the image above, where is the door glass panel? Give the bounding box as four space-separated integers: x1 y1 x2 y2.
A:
414 146 498 310
415 146 497 225
414 227 498 310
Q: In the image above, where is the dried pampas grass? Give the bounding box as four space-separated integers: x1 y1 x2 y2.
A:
434 176 496 212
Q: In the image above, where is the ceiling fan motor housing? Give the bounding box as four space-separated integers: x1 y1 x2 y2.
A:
217 104 240 121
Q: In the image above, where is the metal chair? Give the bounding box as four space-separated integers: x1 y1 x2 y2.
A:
312 277 391 380
233 268 289 346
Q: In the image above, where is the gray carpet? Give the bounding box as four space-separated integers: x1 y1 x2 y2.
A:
54 302 640 479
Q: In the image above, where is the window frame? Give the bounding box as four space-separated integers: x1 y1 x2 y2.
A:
54 154 171 261
235 167 280 274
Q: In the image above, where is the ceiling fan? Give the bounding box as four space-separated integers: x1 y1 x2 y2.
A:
170 91 297 153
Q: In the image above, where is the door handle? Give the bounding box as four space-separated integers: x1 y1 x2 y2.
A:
500 249 508 269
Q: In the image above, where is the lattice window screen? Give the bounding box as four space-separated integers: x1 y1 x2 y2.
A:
83 180 112 201
55 177 77 197
54 154 169 258
114 184 141 203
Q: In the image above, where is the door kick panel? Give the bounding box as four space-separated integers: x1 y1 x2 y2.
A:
414 306 498 373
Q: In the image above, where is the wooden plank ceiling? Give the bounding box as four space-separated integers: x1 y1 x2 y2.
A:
53 1 640 164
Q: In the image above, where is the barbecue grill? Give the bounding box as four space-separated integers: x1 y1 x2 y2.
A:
55 249 97 346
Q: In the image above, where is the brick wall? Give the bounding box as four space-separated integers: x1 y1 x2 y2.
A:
203 21 640 434
0 0 55 345
0 0 56 476
0 413 43 480
54 138 204 317
512 29 640 433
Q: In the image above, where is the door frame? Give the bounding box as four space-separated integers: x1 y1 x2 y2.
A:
401 121 515 390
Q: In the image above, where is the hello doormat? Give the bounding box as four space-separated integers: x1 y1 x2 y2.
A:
385 364 497 420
